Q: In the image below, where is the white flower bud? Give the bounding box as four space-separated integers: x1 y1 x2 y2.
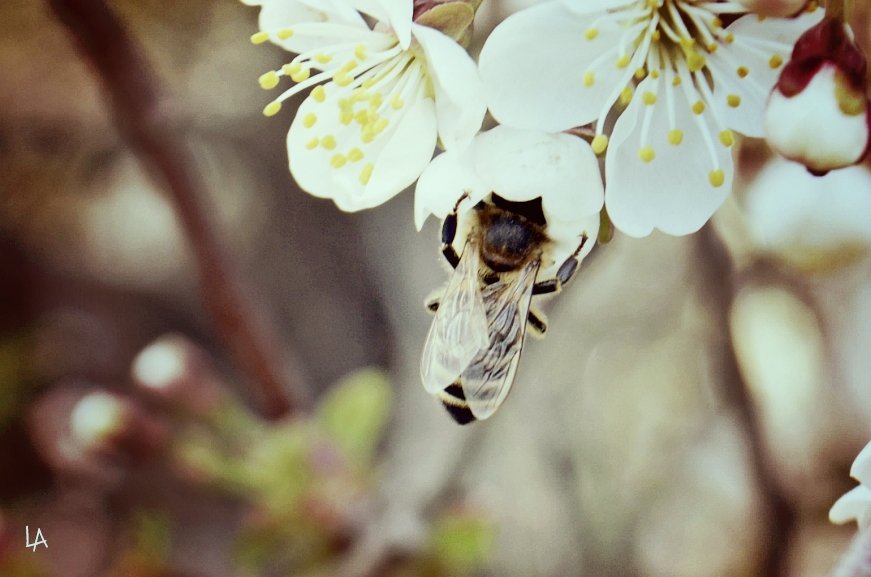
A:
765 64 869 174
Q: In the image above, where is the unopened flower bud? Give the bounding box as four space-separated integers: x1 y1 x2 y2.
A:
69 391 168 459
734 0 809 17
764 18 870 174
132 335 223 416
413 0 478 46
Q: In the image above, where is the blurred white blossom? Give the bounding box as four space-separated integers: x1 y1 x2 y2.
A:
478 0 822 237
831 441 871 529
244 0 486 211
744 158 871 271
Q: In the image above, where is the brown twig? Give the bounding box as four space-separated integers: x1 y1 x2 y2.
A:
46 0 308 419
695 225 797 577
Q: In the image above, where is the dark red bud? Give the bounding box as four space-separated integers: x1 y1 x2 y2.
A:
777 17 867 97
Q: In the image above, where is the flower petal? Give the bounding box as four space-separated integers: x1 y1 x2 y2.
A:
852 441 871 484
561 0 632 16
473 126 604 220
830 485 871 527
710 8 823 137
351 0 412 48
288 76 437 211
412 23 486 150
479 0 627 132
414 148 489 230
605 77 733 237
257 0 369 54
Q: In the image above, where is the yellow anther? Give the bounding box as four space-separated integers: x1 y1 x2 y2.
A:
709 169 725 187
362 78 376 89
291 67 311 82
737 66 749 78
616 55 631 69
638 147 655 163
769 55 783 69
321 135 337 150
592 134 609 155
707 43 718 53
680 37 695 49
258 71 280 90
354 109 370 125
390 94 404 110
283 63 300 76
262 101 282 117
686 51 706 72
619 86 634 106
250 31 270 45
315 53 332 64
652 30 661 41
719 130 734 147
361 129 376 143
634 67 647 80
585 27 599 40
303 112 317 128
668 129 684 145
351 88 368 102
711 17 722 28
724 33 735 44
727 94 741 108
373 117 388 133
672 76 682 87
340 110 353 125
642 91 656 105
359 163 374 185
369 93 383 109
339 60 359 74
692 100 705 115
354 44 367 60
583 71 595 87
334 73 353 87
306 137 319 150
312 85 327 103
651 69 660 79
277 28 294 40
330 154 347 168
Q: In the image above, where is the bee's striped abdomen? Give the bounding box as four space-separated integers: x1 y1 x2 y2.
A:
438 383 476 425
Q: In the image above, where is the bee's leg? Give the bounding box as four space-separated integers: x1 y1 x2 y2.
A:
440 193 470 269
527 308 548 337
532 234 589 296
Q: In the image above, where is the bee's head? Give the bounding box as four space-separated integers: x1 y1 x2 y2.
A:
476 195 547 272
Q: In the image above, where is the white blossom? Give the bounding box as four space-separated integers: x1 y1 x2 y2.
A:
478 0 822 237
245 0 486 211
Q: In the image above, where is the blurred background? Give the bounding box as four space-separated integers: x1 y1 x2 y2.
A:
1 1 871 576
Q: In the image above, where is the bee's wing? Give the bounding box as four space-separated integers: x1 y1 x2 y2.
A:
461 258 539 421
420 239 490 394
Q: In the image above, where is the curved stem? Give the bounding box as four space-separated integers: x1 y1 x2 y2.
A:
695 226 797 577
45 0 309 420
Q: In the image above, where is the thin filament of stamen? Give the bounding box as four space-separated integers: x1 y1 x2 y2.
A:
675 60 720 169
593 12 660 134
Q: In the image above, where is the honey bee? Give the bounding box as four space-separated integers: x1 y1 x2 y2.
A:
420 193 588 424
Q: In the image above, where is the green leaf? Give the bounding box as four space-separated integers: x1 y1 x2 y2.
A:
316 368 392 465
430 512 493 572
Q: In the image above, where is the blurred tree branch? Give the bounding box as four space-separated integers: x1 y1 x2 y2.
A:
46 0 309 419
696 226 797 577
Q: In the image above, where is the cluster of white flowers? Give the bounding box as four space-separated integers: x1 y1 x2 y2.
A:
242 0 865 255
